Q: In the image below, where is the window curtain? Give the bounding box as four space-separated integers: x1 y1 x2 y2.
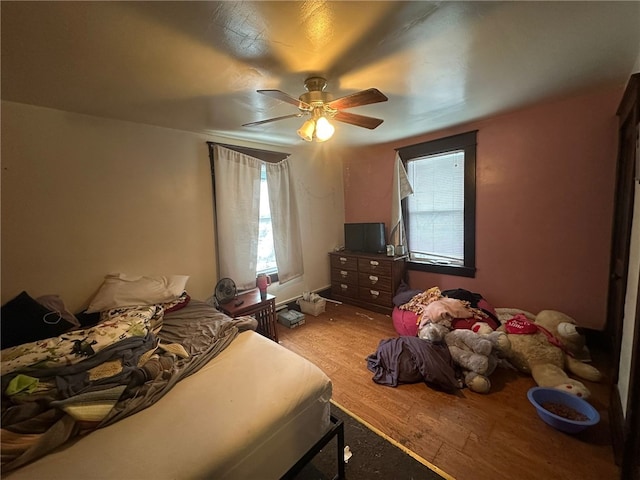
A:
213 146 261 289
213 145 304 289
266 160 304 284
389 152 413 249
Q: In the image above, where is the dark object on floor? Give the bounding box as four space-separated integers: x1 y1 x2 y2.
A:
366 336 459 390
292 404 446 480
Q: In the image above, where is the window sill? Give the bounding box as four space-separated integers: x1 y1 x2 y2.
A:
407 261 476 278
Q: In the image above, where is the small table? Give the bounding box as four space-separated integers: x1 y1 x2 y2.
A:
218 288 278 342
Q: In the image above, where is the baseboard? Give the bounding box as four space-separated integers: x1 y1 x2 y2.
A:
610 384 624 466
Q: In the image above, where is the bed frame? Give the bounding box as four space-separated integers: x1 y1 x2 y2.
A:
282 414 346 480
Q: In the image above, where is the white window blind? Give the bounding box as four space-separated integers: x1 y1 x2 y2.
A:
406 150 465 265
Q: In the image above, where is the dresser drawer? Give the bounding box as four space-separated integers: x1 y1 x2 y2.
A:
331 254 358 271
331 268 358 285
358 287 393 307
358 272 393 292
332 282 358 299
328 251 406 315
357 257 392 276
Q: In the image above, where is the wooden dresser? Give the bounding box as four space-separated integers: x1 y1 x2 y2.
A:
329 251 407 314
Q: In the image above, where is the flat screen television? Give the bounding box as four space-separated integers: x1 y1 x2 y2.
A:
344 222 386 254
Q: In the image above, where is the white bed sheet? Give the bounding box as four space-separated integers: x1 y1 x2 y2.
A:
6 330 333 479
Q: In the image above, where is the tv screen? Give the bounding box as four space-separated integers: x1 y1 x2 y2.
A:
344 223 386 254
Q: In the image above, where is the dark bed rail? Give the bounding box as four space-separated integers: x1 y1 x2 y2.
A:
280 414 346 480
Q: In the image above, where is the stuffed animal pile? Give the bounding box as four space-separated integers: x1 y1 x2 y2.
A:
405 287 510 393
496 308 602 398
442 326 511 394
399 287 602 397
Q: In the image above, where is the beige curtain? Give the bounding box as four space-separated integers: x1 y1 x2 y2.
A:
213 146 261 289
213 145 303 289
266 160 304 284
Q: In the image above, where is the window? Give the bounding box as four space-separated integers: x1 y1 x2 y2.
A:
208 142 303 289
257 165 277 275
399 130 477 278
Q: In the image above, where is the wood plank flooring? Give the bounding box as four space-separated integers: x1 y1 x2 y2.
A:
277 302 619 480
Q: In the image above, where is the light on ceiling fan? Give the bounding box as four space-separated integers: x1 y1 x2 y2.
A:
297 119 315 142
315 116 335 142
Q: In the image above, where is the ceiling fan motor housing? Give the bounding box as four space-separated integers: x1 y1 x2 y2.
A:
299 92 333 112
299 76 334 113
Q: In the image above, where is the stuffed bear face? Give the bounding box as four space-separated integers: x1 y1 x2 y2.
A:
535 310 586 355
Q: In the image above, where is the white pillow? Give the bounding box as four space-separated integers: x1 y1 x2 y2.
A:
86 273 189 313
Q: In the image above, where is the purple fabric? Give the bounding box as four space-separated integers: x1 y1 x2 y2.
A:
366 336 459 391
393 289 423 307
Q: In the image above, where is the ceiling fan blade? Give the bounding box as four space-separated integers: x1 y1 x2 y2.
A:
257 90 311 109
327 88 388 110
242 113 303 127
333 111 384 130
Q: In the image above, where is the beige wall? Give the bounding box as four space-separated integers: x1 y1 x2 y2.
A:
343 84 623 330
1 101 345 312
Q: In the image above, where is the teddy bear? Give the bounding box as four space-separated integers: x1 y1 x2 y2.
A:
440 327 511 394
496 308 602 398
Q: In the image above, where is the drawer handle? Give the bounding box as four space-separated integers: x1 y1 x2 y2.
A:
369 290 380 298
339 257 347 264
369 260 379 266
340 284 349 291
340 270 348 278
369 275 378 284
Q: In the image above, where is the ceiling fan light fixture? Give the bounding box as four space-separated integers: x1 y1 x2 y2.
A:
247 77 387 140
314 115 335 142
297 119 315 142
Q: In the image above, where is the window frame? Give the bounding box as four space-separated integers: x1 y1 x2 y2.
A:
398 130 477 278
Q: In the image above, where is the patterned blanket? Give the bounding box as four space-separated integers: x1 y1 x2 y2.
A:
1 300 251 473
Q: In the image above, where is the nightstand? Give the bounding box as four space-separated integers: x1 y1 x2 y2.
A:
218 288 278 342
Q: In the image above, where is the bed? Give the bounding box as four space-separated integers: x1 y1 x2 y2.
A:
1 283 335 479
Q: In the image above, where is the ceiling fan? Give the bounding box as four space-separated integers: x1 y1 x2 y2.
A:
242 77 388 142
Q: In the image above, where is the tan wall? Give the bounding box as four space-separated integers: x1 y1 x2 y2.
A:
1 101 345 312
343 84 624 330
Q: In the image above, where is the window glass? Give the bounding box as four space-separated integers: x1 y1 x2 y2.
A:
407 150 465 265
399 130 477 278
257 165 277 274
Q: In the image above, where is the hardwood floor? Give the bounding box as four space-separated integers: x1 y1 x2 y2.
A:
277 302 620 480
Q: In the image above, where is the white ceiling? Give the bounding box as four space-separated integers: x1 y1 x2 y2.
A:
2 1 639 147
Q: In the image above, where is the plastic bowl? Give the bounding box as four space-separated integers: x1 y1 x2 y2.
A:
527 387 600 434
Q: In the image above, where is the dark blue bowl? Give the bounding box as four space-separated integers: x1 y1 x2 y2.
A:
527 387 600 434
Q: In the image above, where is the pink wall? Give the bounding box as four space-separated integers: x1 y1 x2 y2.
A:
343 85 623 330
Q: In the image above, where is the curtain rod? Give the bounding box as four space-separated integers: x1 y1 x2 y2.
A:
206 141 290 161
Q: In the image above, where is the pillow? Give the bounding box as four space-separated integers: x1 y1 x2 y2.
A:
1 291 74 350
36 294 81 328
393 289 422 307
86 273 189 313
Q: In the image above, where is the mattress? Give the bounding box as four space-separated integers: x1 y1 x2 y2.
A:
6 330 333 479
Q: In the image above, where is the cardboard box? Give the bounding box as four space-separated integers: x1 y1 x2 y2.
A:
277 309 305 328
298 298 326 316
